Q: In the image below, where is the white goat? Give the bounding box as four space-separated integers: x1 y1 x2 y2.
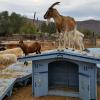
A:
64 30 84 51
73 30 84 51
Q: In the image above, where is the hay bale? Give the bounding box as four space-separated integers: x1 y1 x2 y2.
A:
0 54 17 68
0 47 23 57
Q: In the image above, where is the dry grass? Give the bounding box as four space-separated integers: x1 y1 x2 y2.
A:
0 73 13 79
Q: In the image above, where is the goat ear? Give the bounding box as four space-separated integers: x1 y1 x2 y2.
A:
49 2 60 8
19 40 23 43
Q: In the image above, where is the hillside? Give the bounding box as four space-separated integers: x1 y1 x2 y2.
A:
77 19 100 33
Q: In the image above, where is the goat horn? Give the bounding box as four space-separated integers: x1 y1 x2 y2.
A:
49 2 60 8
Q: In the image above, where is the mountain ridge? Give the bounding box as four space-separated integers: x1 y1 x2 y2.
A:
77 19 100 33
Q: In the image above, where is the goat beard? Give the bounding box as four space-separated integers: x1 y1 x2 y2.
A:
46 19 50 25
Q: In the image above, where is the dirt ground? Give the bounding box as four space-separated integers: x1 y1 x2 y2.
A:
4 84 100 100
4 84 81 100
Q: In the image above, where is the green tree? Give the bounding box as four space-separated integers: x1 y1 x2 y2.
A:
9 12 24 34
40 22 48 33
82 29 92 37
20 22 37 34
0 11 10 36
47 22 56 34
40 22 56 34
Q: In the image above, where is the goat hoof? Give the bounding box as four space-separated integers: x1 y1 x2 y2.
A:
61 49 64 52
57 48 62 51
24 61 28 66
57 49 60 51
39 52 41 54
83 48 90 53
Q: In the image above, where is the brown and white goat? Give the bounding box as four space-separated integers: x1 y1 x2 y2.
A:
44 2 77 49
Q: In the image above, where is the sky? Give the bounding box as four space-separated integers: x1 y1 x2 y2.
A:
0 0 100 21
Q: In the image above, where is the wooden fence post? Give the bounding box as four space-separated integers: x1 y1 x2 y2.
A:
92 32 96 47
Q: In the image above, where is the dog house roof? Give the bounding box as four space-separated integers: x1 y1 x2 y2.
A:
18 49 100 64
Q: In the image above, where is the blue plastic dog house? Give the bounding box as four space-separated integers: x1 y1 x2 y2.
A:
18 49 100 100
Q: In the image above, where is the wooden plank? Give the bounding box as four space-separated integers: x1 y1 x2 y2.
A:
0 61 32 100
0 78 16 100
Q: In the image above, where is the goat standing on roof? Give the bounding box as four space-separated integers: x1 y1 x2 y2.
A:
44 2 77 49
66 30 85 51
18 40 41 65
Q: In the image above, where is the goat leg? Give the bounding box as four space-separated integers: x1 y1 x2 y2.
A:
24 61 28 66
58 33 62 50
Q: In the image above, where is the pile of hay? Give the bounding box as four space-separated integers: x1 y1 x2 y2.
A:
0 47 23 57
0 54 17 69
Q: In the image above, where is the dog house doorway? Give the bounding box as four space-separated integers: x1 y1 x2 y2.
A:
48 60 79 92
